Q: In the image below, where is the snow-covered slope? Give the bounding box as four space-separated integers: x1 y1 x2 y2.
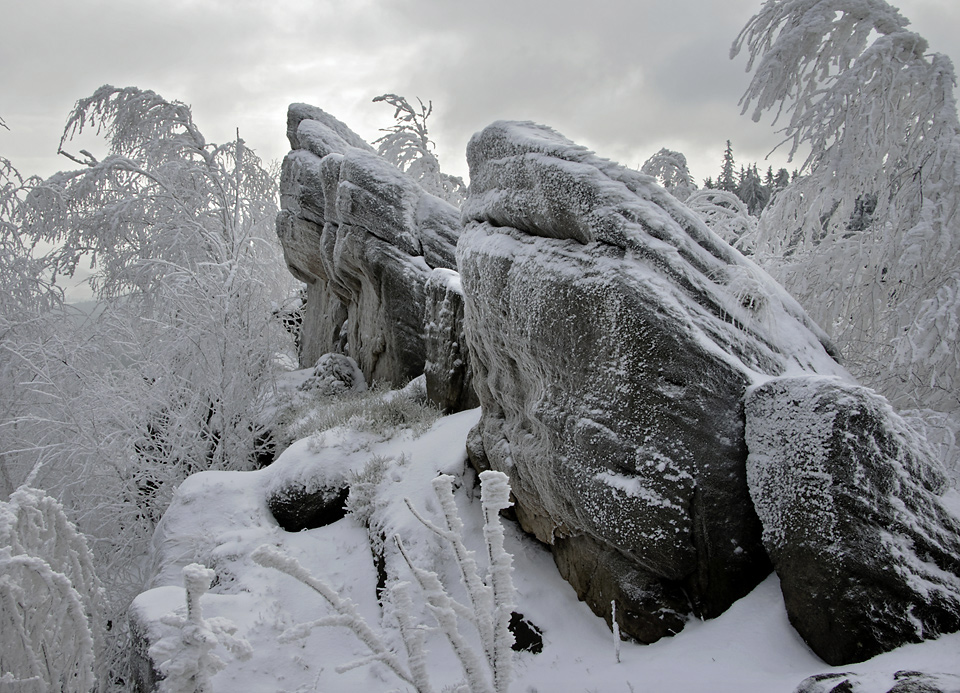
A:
130 395 960 693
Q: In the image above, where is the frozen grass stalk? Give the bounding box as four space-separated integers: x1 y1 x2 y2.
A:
612 600 621 664
401 470 517 693
251 544 421 690
150 563 251 693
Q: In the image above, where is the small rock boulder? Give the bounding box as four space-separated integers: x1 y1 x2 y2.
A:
299 353 366 397
746 376 960 665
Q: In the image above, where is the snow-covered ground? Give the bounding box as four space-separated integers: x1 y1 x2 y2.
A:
133 378 960 693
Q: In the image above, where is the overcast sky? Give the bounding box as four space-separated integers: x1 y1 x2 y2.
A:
2 0 959 187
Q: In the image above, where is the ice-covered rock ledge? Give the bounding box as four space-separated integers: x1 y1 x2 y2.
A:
457 120 850 644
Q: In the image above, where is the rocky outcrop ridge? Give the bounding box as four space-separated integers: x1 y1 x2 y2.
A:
277 104 463 390
457 120 850 643
273 108 960 662
746 377 960 665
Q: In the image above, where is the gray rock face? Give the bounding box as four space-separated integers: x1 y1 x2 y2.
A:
458 120 848 643
746 376 960 665
277 104 462 389
795 671 960 693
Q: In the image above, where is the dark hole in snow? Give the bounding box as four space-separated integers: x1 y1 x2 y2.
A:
267 485 350 532
254 428 277 469
373 531 388 603
510 612 543 654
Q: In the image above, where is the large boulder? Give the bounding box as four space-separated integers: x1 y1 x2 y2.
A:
277 104 464 391
746 376 960 665
457 120 849 643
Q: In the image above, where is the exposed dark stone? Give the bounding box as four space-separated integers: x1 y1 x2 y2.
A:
458 120 846 643
423 268 479 413
746 377 960 665
129 603 162 693
552 534 689 643
267 483 350 532
794 671 960 693
509 612 544 654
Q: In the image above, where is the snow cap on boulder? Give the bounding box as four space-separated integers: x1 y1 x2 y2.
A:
746 376 960 665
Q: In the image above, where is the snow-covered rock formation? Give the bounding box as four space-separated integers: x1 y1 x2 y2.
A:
457 120 850 643
746 377 960 665
277 104 465 395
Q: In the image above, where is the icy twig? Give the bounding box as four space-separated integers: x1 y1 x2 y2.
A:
251 544 418 689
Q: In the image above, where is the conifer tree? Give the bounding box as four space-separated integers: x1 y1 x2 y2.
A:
717 140 737 192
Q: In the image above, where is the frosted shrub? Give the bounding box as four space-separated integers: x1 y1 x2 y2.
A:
344 453 394 528
253 470 517 693
0 486 106 692
276 380 441 450
686 188 758 254
149 563 252 693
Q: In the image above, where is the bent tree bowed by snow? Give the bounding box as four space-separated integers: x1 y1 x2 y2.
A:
732 0 960 467
0 486 107 692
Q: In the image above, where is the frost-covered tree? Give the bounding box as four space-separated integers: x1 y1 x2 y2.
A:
640 148 696 201
737 164 770 216
0 486 107 692
0 157 63 498
1 85 295 685
13 85 291 484
373 93 466 206
717 140 738 192
732 0 960 468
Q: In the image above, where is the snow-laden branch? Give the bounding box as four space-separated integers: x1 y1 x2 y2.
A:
732 0 960 459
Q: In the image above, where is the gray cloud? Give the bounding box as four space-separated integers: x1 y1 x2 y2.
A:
1 0 957 188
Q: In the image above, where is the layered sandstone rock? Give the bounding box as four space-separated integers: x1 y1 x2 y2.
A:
457 120 849 642
276 104 463 392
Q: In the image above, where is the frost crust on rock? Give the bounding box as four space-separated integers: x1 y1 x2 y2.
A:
276 104 465 392
746 376 960 665
457 120 849 644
